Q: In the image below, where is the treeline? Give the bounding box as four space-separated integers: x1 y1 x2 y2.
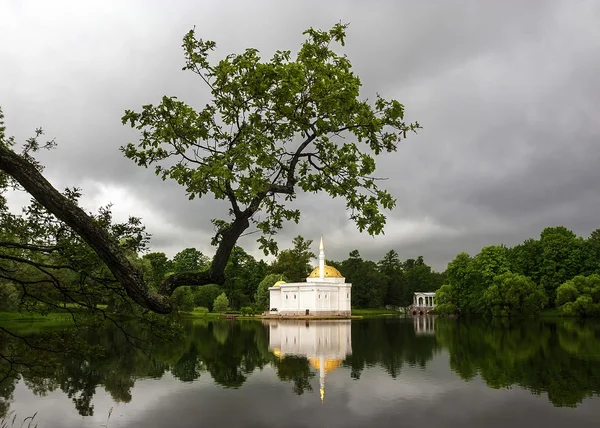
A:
436 226 600 317
136 236 444 312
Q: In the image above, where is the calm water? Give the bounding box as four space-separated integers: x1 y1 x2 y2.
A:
2 317 600 427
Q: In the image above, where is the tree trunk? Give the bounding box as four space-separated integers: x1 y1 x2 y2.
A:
0 145 247 313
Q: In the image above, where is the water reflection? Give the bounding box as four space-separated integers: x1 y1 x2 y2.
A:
1 316 600 425
267 320 352 402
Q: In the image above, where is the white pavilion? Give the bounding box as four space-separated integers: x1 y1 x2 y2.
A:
268 237 352 316
267 320 352 403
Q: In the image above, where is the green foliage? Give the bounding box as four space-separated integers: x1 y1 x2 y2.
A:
377 250 403 307
445 226 600 317
213 292 229 313
341 250 387 308
482 273 548 317
171 287 195 312
141 252 172 288
223 247 268 309
171 248 210 273
539 226 585 305
240 306 255 316
556 274 600 317
0 284 18 312
255 273 286 311
434 284 457 315
270 236 316 282
192 284 222 311
507 238 542 283
121 24 420 256
193 306 209 316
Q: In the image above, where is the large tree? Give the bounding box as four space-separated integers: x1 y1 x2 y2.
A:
0 24 419 314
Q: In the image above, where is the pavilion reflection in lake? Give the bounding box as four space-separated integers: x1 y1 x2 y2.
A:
413 315 436 335
266 320 352 403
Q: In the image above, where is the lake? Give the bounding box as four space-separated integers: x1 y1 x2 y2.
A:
2 317 599 427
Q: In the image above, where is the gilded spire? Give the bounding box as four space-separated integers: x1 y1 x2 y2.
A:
319 236 324 251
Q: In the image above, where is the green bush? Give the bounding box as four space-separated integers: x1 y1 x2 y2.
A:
172 287 195 312
556 274 600 317
194 306 209 316
241 306 255 316
213 292 229 312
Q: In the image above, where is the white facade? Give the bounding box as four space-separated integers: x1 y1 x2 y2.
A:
267 320 352 403
269 238 352 316
413 292 436 308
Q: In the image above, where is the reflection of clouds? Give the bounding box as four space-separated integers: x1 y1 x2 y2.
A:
340 354 463 417
11 356 600 428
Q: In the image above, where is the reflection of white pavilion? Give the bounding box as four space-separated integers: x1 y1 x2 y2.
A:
267 320 352 403
413 315 436 335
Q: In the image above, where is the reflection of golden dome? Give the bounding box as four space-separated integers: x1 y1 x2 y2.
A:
308 265 343 278
272 348 284 359
308 358 343 374
273 280 286 287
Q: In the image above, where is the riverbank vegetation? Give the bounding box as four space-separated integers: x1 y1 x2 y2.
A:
435 226 600 317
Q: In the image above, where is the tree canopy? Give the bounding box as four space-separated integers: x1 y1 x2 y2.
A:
0 24 419 314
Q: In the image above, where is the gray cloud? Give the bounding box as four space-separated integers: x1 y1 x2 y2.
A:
2 0 600 270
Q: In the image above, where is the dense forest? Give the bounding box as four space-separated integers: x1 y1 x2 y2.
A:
436 226 600 317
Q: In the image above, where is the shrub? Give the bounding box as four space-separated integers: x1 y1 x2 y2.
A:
213 292 229 313
241 306 255 316
194 306 209 316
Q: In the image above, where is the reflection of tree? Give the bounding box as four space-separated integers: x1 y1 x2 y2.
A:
435 318 600 407
3 318 600 417
272 356 314 395
344 318 439 379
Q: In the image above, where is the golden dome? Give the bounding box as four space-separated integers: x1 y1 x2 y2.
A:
308 265 343 278
308 358 343 374
273 280 286 287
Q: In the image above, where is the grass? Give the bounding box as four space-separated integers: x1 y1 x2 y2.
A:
352 308 405 317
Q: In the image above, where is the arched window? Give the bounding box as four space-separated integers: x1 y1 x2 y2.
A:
294 294 296 299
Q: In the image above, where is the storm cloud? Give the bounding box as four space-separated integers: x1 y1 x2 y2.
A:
2 0 600 269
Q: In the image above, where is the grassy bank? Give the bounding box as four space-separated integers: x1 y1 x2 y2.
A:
351 308 405 317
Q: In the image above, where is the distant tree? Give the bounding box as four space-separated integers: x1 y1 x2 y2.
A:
539 227 585 306
434 284 457 315
582 229 600 276
342 250 387 308
483 273 548 317
213 292 229 313
223 246 268 309
171 248 210 273
556 274 600 317
171 286 195 312
193 283 222 311
255 273 287 311
142 252 173 288
377 250 403 307
270 236 316 282
507 238 542 283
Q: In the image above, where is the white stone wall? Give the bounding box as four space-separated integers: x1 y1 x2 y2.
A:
270 282 352 316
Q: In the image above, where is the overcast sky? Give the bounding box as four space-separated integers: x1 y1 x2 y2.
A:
2 0 600 270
